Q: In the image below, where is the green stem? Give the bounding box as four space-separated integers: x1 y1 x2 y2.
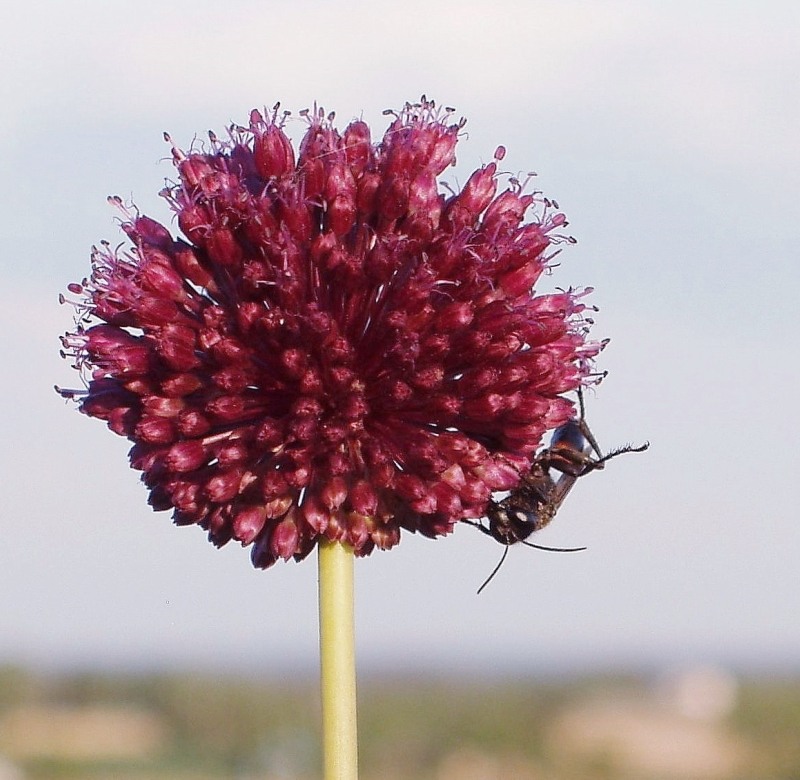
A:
318 539 358 780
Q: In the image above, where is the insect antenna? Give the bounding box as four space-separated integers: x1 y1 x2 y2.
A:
476 541 586 594
520 540 587 553
476 546 509 595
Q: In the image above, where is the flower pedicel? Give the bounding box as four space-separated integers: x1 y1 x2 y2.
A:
58 98 603 569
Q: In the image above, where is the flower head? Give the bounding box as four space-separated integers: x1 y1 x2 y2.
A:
58 99 602 568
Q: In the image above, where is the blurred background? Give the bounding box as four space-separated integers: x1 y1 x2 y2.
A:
1 1 798 777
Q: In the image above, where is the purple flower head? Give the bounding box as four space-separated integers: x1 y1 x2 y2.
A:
58 99 603 568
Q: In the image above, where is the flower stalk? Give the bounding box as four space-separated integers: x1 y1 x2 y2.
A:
318 539 358 780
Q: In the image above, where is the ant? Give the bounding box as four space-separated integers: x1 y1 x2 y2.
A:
465 389 649 593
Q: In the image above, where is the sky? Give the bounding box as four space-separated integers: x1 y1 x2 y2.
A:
1 0 798 677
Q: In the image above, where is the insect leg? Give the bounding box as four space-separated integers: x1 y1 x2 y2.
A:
461 518 494 538
592 440 650 466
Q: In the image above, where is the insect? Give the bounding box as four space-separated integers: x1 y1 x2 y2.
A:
465 390 649 592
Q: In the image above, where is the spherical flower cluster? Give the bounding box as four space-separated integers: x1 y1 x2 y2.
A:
58 99 602 568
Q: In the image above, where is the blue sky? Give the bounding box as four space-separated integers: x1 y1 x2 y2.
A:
1 0 798 675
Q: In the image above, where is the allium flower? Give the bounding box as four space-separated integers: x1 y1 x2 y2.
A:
58 99 602 569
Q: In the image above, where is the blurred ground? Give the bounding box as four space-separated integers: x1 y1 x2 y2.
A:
0 665 797 779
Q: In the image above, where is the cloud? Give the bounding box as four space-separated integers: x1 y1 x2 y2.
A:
4 1 800 672
3 1 795 177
